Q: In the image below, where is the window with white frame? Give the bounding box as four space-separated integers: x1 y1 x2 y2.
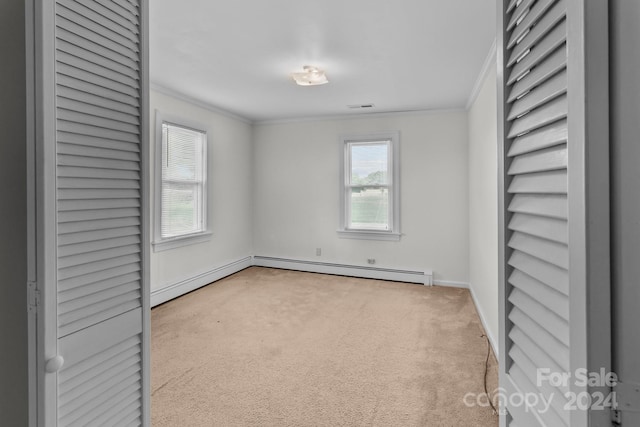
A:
338 132 401 241
153 113 210 251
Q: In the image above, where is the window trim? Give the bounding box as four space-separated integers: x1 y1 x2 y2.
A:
153 110 211 252
338 131 401 241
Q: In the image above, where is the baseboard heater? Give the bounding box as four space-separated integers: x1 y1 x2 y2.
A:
252 256 433 286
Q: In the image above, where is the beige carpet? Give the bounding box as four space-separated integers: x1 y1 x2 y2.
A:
151 267 498 426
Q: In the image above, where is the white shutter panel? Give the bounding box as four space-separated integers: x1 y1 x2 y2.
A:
40 0 148 424
498 0 610 426
503 3 570 421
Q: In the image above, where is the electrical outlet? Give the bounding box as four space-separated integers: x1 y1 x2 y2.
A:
367 258 376 265
316 248 322 256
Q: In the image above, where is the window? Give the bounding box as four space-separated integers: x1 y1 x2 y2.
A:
153 113 210 251
338 132 400 241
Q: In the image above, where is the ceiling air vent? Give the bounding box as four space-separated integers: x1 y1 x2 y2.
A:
347 104 375 109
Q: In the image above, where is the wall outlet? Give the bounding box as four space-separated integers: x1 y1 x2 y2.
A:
316 248 322 256
367 258 376 265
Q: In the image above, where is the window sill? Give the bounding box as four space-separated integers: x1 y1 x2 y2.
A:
337 229 401 241
153 231 212 252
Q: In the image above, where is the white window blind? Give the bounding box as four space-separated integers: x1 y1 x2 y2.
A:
160 122 206 239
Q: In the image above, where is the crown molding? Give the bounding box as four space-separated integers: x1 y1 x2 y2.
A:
465 39 497 110
253 106 467 126
149 82 254 125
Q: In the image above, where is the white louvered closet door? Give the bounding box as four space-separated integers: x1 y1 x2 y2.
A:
497 0 609 426
37 0 149 425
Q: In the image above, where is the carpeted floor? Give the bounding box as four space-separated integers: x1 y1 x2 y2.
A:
151 267 498 426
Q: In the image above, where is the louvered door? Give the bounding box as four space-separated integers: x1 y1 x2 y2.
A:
36 0 149 425
497 0 610 426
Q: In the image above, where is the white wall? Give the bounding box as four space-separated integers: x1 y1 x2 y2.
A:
150 90 254 296
0 0 29 423
253 112 470 284
467 65 499 353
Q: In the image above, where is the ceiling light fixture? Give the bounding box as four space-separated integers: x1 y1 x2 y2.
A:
291 65 329 86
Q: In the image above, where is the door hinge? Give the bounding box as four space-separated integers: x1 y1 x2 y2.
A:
27 281 39 313
612 381 640 425
612 409 621 425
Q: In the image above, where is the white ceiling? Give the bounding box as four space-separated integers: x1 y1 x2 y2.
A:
149 0 496 122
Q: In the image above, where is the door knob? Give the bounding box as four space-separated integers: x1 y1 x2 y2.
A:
45 355 64 373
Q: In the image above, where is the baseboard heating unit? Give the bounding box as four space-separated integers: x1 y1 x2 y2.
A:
252 256 433 286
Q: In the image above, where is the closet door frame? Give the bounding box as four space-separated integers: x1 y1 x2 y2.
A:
565 2 610 425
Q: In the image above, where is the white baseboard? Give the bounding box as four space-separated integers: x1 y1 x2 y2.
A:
469 284 499 359
433 279 469 289
252 256 433 285
150 256 252 307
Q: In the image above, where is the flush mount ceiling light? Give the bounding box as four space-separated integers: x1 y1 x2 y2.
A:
291 65 329 86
